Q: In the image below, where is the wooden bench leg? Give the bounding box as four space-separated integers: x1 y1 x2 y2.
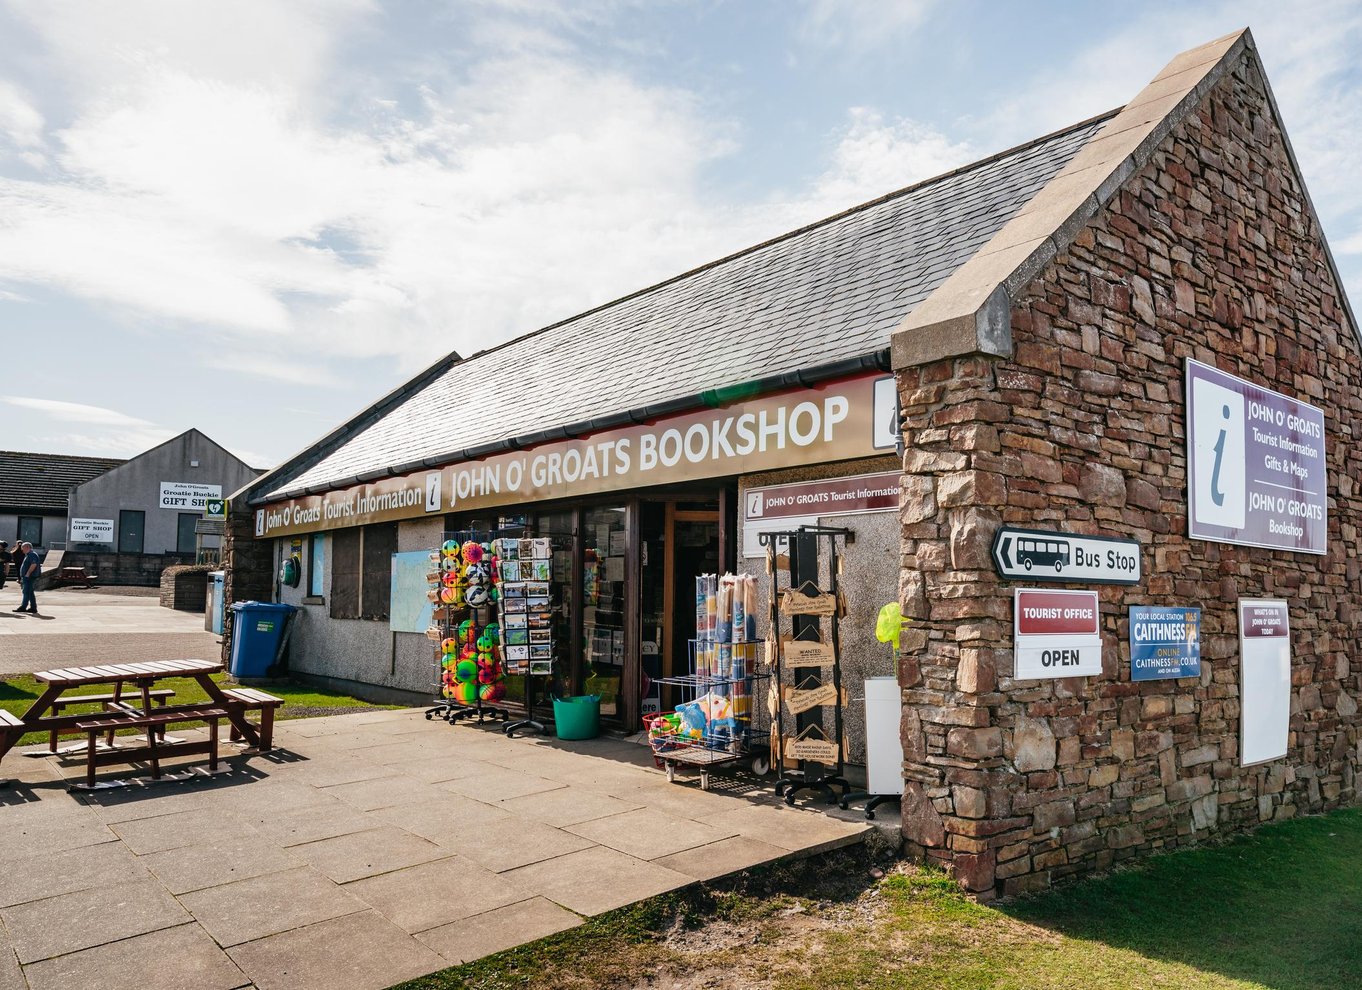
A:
259 707 275 751
146 724 161 780
86 730 97 788
208 718 219 773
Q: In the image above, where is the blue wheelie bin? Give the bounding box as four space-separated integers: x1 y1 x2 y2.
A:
229 602 297 678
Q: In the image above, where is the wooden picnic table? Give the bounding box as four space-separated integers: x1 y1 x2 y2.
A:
0 658 263 763
58 566 97 588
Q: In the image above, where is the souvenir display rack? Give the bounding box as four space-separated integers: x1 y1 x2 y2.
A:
761 526 852 806
424 531 511 726
646 573 770 789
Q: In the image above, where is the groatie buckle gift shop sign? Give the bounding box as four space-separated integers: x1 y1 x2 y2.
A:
1185 359 1326 554
256 374 897 538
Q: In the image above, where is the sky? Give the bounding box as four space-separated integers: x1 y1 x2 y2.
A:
1 0 1360 469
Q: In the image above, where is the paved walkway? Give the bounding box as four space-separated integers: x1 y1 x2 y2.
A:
0 589 221 675
0 708 868 990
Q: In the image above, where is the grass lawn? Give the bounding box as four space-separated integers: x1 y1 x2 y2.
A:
395 806 1362 990
0 672 398 746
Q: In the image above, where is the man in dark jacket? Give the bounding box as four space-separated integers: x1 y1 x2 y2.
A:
14 542 39 614
0 541 10 591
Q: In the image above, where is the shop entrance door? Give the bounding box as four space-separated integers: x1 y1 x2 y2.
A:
640 500 721 719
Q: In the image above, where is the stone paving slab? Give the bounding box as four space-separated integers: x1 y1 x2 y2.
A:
502 845 695 916
415 896 582 964
226 910 446 990
0 707 867 990
20 923 248 990
292 825 451 884
343 855 531 934
178 866 368 948
2 879 191 964
0 926 22 990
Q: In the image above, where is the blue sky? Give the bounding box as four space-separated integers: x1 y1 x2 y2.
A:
1 0 1359 468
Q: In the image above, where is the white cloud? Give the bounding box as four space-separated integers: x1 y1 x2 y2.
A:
797 0 938 49
2 396 155 427
0 80 43 150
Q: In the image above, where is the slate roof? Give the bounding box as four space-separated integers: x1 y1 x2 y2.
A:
0 451 125 514
260 110 1115 502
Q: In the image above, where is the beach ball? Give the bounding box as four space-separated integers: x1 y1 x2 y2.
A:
442 540 461 558
455 659 478 683
479 682 506 703
461 541 484 564
453 681 479 705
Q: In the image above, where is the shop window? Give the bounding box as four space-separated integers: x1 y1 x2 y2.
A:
582 506 627 718
308 534 325 597
329 523 397 620
17 516 42 548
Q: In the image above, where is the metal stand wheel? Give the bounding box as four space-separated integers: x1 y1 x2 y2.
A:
839 792 901 821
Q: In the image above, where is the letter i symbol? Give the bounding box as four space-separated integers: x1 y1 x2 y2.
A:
1210 404 1229 506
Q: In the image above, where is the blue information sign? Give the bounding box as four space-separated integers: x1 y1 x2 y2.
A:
1129 606 1201 681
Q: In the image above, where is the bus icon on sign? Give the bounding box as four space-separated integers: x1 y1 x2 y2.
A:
1016 537 1070 573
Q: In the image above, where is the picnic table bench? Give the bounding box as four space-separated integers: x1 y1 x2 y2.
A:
0 659 285 788
76 704 228 789
58 566 97 588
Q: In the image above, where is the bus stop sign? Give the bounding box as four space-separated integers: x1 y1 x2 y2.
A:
991 526 1141 585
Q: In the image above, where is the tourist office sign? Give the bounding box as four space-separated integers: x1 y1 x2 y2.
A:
991 527 1141 585
256 374 900 538
1185 359 1327 553
1013 588 1103 679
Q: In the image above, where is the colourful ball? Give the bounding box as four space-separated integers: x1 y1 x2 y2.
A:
461 541 484 564
440 556 459 573
439 586 462 605
453 681 479 705
465 584 490 607
455 659 478 683
441 540 461 558
479 682 506 703
477 662 500 684
458 620 477 643
440 638 458 655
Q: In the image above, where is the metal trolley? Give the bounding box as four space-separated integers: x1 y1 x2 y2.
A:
646 640 771 790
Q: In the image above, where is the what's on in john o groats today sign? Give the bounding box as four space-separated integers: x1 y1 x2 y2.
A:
1185 359 1326 554
1129 606 1201 681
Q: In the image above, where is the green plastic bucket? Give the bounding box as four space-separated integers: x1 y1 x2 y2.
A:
552 695 601 740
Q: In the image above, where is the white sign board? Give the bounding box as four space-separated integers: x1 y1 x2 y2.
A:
1238 598 1291 766
159 482 222 510
69 517 114 544
1013 588 1103 679
742 470 901 557
991 527 1141 584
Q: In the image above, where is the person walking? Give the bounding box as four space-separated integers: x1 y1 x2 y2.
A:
14 542 40 615
0 541 10 592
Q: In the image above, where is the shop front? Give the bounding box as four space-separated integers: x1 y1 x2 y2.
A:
253 372 904 760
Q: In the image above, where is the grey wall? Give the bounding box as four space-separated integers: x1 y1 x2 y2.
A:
67 431 258 555
0 511 64 551
739 455 901 768
280 516 441 704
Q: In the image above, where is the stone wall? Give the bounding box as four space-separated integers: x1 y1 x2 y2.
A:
896 55 1361 898
222 506 274 665
56 551 195 588
159 564 214 611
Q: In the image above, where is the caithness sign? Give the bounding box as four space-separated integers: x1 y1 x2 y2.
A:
1185 359 1326 554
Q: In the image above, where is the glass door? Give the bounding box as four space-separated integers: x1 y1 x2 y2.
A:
581 506 628 721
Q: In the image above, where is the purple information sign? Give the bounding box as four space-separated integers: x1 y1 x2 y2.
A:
1185 359 1327 554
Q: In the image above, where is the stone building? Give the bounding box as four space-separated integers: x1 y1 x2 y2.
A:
890 29 1360 897
225 29 1360 896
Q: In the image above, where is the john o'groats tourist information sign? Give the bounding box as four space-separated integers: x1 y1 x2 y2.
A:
1186 359 1326 554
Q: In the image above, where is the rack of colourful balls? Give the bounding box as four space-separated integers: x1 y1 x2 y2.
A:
429 538 508 714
